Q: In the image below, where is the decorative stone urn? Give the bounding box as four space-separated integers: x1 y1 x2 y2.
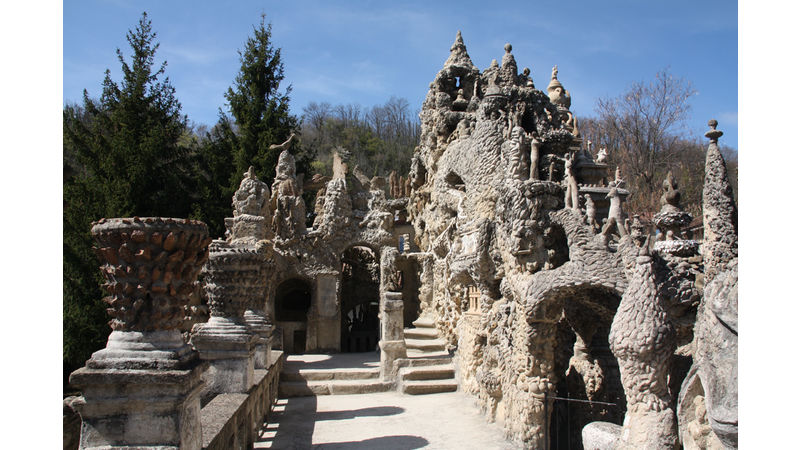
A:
69 217 211 449
191 240 261 395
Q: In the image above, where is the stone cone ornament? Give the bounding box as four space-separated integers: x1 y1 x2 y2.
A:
653 171 698 257
444 30 476 69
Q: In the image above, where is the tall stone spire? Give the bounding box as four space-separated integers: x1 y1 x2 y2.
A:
702 119 737 281
444 30 476 69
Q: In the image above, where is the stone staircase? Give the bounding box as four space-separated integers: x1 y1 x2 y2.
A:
398 316 458 395
278 355 393 397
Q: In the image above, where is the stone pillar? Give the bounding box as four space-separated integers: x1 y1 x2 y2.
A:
244 259 273 369
379 292 407 381
69 217 211 449
609 241 678 449
191 241 260 395
244 311 273 369
312 273 340 352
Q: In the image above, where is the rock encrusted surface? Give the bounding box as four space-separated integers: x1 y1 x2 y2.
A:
678 120 738 449
405 33 711 449
609 239 678 449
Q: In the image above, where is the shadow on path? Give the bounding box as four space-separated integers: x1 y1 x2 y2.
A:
258 396 317 449
315 435 429 449
316 405 404 421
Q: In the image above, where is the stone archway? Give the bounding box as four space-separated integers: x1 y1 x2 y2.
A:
340 246 381 352
275 278 313 354
521 276 627 449
547 286 625 450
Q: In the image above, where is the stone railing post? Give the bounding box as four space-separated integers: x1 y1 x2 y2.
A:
379 292 407 381
69 217 211 449
191 241 260 395
243 256 273 369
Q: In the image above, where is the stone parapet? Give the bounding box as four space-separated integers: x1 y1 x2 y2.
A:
69 359 207 449
201 350 285 450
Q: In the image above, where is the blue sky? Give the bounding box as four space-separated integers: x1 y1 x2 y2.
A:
64 0 738 148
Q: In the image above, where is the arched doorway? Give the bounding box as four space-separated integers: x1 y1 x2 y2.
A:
340 246 380 352
275 278 313 354
547 286 625 450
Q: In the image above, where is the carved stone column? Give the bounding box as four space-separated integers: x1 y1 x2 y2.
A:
191 241 260 395
379 292 407 381
69 217 211 449
609 241 678 449
243 257 273 369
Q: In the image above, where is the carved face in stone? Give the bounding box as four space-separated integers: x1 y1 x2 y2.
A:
511 126 523 143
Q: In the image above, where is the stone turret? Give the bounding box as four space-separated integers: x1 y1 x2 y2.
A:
227 166 272 245
444 30 477 71
271 149 307 242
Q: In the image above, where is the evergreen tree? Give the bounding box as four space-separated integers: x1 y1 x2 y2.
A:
63 12 193 387
224 14 303 187
190 115 237 239
192 14 310 237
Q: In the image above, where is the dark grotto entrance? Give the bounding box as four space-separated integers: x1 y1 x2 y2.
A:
340 246 380 352
548 287 626 450
275 278 313 354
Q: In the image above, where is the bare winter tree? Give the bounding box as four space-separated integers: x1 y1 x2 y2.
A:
299 97 421 178
583 68 698 215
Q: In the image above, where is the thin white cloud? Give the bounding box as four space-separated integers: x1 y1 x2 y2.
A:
718 111 738 126
161 45 228 66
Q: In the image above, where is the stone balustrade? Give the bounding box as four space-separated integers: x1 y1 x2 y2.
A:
67 218 283 450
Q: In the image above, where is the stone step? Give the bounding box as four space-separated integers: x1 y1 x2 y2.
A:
412 317 436 328
405 338 447 351
400 364 455 381
398 356 453 367
280 367 380 382
405 349 450 359
279 379 394 397
403 327 440 339
402 379 458 395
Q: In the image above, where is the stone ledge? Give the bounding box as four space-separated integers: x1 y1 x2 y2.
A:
201 350 284 450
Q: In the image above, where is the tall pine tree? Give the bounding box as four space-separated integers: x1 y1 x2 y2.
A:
63 12 193 387
192 14 310 239
224 14 303 186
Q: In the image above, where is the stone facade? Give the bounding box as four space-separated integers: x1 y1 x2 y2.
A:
402 33 733 449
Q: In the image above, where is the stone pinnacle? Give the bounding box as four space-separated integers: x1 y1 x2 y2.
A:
704 119 723 143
